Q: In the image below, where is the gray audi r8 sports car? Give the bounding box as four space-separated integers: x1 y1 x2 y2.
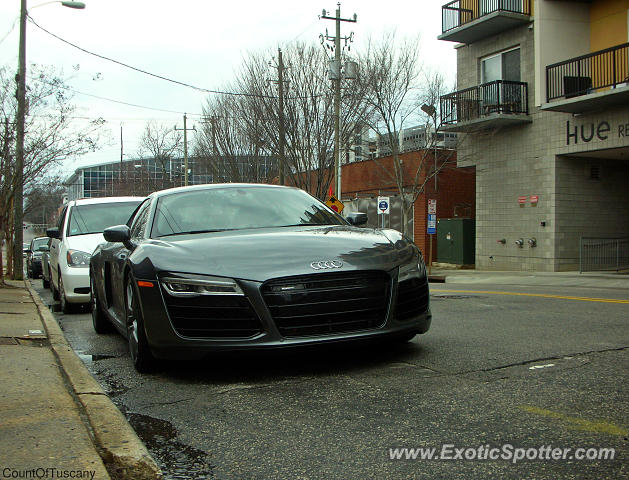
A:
90 184 431 372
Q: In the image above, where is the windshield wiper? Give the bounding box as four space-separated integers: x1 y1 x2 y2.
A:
158 229 232 237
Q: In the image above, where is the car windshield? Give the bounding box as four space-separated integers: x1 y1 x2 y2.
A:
31 238 48 250
68 201 142 236
151 186 346 237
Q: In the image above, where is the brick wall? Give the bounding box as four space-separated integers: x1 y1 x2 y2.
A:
341 150 476 260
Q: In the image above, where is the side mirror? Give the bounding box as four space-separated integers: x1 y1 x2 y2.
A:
346 212 368 226
46 227 60 239
103 225 131 243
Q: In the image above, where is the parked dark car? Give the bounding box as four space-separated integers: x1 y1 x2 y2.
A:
41 237 52 288
90 184 431 372
26 237 49 279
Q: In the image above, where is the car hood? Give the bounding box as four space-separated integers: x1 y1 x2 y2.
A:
66 233 106 255
143 225 416 282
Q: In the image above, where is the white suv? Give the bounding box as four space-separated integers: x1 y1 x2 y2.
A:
47 196 143 313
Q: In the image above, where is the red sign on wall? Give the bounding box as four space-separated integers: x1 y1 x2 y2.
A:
518 196 527 204
530 195 539 204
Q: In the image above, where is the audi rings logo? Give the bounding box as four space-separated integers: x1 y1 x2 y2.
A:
310 260 343 270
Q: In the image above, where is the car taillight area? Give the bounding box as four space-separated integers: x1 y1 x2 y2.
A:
395 276 429 321
162 292 263 339
262 271 390 338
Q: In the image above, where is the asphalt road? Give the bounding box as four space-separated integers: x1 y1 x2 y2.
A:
31 278 628 480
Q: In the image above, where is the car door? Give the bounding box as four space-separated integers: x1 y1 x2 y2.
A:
49 205 68 290
108 199 151 325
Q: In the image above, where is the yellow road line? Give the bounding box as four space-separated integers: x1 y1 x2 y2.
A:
519 405 628 436
431 289 629 304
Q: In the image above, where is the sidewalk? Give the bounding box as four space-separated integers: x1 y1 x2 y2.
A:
0 280 161 480
428 267 629 290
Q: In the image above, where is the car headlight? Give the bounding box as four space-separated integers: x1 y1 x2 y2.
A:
161 276 244 297
66 249 91 268
398 252 427 283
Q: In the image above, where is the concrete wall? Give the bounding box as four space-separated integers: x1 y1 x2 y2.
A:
554 155 629 270
534 0 590 106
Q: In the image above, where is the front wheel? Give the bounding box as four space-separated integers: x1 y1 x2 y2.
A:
125 275 156 373
59 275 73 314
51 271 60 300
91 273 111 334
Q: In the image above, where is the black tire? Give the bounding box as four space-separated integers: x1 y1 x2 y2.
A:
51 272 60 300
91 273 111 334
42 269 50 289
59 274 74 314
125 275 156 373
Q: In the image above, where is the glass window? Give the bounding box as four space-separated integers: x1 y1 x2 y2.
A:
67 201 142 237
481 48 520 83
129 201 151 239
151 186 345 238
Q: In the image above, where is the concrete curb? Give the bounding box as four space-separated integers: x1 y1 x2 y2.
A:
24 280 163 480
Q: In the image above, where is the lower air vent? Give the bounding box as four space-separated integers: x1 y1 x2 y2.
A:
395 276 429 321
262 271 390 338
163 292 262 338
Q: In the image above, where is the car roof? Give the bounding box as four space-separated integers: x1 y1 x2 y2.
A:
69 196 145 207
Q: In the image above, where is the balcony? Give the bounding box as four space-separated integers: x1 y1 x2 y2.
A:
439 0 532 44
542 43 629 114
440 80 531 132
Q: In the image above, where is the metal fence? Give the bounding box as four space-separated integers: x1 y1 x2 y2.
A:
546 43 629 102
442 0 531 34
579 237 629 273
440 80 529 125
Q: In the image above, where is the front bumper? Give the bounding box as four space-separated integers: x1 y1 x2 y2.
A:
136 271 432 360
61 267 90 304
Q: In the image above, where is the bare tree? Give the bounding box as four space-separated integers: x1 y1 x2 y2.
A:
136 120 183 185
195 43 370 200
0 64 106 282
357 34 460 235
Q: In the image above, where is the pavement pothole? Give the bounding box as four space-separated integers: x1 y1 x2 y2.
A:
126 412 215 480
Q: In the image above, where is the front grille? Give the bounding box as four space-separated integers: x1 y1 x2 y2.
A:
395 276 429 321
163 291 263 338
262 271 390 338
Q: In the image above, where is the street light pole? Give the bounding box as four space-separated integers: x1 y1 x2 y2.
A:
12 0 85 280
13 0 27 280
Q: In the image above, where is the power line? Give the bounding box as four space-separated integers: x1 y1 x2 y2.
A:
28 73 204 116
28 15 324 101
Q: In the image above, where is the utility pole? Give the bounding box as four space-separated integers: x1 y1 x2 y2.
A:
175 114 196 186
321 3 357 200
269 48 287 185
119 123 123 193
13 0 27 280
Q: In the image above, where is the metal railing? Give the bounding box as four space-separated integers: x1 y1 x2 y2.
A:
442 0 531 34
546 43 629 102
579 237 629 273
440 80 529 125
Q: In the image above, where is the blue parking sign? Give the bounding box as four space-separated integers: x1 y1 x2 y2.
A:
427 214 437 234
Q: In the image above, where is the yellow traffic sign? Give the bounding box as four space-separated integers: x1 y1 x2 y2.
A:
326 195 344 214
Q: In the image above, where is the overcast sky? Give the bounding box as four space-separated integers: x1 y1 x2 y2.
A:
0 0 457 179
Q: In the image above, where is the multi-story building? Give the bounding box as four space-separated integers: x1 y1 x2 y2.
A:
438 0 629 271
64 155 277 201
346 124 457 163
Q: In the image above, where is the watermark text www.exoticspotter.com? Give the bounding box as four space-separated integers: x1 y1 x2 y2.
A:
389 444 616 464
1 468 96 479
